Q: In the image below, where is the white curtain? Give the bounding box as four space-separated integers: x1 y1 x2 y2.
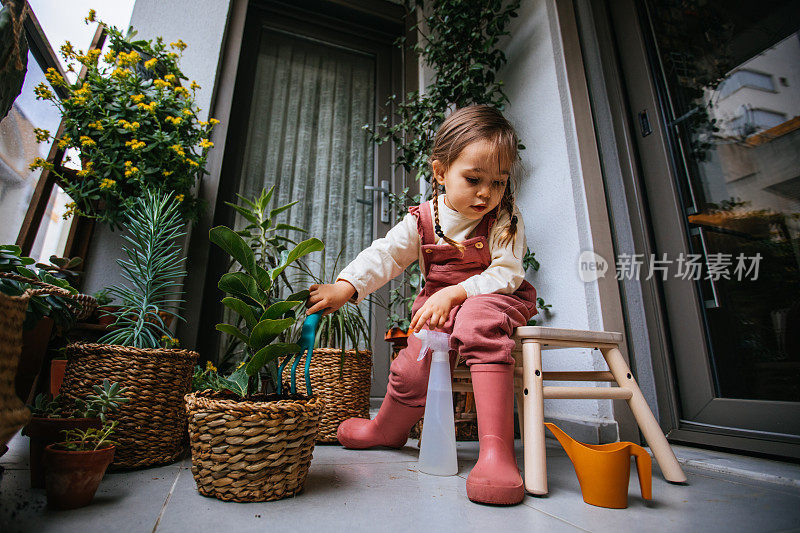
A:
237 30 376 288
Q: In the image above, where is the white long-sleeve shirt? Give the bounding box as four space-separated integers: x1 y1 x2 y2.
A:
337 195 527 303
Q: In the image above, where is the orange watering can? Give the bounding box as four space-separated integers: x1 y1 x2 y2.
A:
545 422 652 509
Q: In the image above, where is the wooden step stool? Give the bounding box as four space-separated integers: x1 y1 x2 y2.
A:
452 326 687 495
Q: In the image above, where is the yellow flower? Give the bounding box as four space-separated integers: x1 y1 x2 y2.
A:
205 360 217 372
175 194 185 202
76 161 94 177
189 80 200 90
77 49 101 65
44 68 66 87
170 144 185 157
181 108 193 116
162 170 173 177
164 73 176 82
99 178 116 189
170 40 187 52
88 120 104 131
124 165 139 178
174 86 189 97
129 121 140 130
57 136 71 149
186 158 199 168
125 139 146 151
144 58 157 69
60 41 75 60
165 115 182 126
111 68 129 79
29 157 54 171
63 202 78 220
153 79 170 89
136 101 157 113
79 135 96 147
117 50 141 67
199 138 213 149
84 9 96 23
33 128 50 143
103 50 116 63
33 83 54 100
130 94 145 103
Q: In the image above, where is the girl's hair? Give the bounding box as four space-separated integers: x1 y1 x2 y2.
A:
429 104 520 251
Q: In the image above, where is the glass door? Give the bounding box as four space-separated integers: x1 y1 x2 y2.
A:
610 0 800 456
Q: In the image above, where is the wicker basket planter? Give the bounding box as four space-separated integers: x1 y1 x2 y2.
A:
60 342 197 468
282 348 371 443
0 291 31 448
185 391 323 502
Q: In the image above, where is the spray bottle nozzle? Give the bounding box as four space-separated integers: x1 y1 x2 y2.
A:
414 329 451 361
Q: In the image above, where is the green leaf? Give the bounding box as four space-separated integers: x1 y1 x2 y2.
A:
269 200 298 221
269 238 324 281
261 301 302 321
246 343 301 376
215 324 249 344
220 366 249 397
210 226 257 276
286 289 310 303
273 223 307 233
224 202 260 226
250 318 294 350
221 297 258 330
218 272 262 304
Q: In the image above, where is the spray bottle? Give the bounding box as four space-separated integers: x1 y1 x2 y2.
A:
415 329 458 476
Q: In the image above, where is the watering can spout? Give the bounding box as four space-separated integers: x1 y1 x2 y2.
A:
544 422 652 508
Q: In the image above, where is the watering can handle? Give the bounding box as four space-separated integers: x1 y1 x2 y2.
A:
629 444 652 500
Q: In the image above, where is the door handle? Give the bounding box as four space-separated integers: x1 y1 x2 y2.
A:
365 179 391 224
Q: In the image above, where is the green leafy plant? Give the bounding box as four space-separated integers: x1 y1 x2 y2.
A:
209 221 323 397
56 421 118 451
30 11 218 228
35 255 83 282
215 187 310 371
0 244 81 331
92 288 113 307
30 379 129 421
98 190 186 348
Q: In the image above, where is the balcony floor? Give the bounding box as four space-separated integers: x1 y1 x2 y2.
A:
2 432 799 532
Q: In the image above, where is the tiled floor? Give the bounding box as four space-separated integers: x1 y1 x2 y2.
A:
2 432 799 533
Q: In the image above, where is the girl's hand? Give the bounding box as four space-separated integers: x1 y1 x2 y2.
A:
409 285 468 332
306 280 356 316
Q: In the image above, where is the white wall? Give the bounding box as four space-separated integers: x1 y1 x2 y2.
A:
82 0 232 295
499 0 614 435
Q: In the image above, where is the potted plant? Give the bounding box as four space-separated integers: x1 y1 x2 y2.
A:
60 191 198 469
184 220 324 502
30 12 218 229
91 288 118 327
24 379 128 488
44 421 118 509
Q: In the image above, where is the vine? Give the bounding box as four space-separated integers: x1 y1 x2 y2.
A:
367 0 548 330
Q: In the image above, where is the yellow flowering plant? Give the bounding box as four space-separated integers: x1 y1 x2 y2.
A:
30 13 219 228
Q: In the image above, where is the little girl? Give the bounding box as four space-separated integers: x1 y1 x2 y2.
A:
306 104 537 505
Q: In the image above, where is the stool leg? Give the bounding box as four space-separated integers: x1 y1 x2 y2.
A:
522 341 547 495
601 346 687 483
515 389 525 448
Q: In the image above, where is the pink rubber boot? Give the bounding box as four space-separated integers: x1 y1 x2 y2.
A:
466 363 524 505
337 395 424 449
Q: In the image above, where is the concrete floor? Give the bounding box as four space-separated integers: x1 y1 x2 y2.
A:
2 432 800 533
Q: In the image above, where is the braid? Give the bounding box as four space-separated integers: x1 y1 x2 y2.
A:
431 179 465 253
497 180 519 252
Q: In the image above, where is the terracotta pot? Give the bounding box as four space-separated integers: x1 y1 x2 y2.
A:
23 416 102 488
15 317 54 404
44 443 115 509
97 306 120 327
50 359 67 396
384 327 411 353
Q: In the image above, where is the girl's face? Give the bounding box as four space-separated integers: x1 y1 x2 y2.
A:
432 139 511 220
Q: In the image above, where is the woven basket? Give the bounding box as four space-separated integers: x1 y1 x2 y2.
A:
61 342 197 468
0 272 97 320
281 348 371 443
185 391 323 502
0 291 31 447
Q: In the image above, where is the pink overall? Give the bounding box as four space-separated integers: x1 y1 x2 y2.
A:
386 202 538 407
